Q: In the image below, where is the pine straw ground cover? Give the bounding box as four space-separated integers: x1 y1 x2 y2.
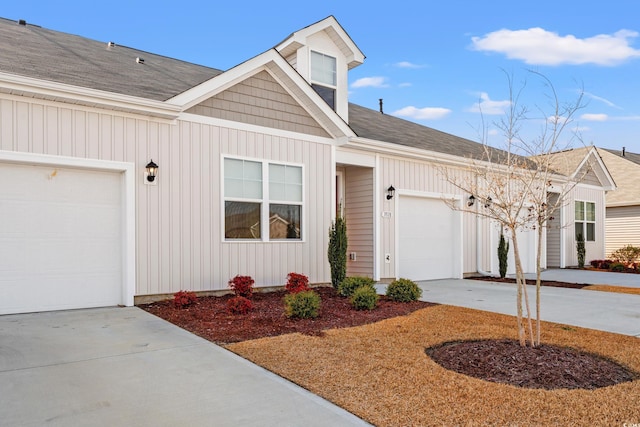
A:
227 305 640 426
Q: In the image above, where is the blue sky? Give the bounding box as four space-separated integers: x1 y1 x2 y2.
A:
4 1 640 152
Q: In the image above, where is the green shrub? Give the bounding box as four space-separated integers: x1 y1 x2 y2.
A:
576 234 586 268
350 286 379 310
498 232 509 278
386 278 422 302
328 214 348 289
284 290 321 319
337 276 375 297
611 262 626 272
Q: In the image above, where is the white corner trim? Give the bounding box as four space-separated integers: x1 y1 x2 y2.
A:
0 150 137 307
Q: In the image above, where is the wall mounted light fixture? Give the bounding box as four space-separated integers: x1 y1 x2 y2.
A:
145 159 158 183
484 196 492 209
467 195 475 207
386 185 396 200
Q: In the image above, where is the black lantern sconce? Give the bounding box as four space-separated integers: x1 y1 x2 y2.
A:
386 185 396 200
467 195 475 207
145 159 158 183
484 196 492 209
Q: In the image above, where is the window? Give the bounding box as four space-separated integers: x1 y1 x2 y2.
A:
224 157 302 241
310 51 336 110
575 201 595 241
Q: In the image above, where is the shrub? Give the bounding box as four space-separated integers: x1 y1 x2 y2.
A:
611 263 626 272
498 232 509 279
576 234 585 268
610 245 640 265
590 259 602 268
350 286 379 310
285 272 310 294
226 296 253 315
284 290 321 319
328 214 348 288
337 276 375 297
386 278 422 302
173 290 198 308
228 275 254 298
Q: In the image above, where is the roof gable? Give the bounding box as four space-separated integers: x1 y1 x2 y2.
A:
542 146 615 190
599 148 640 206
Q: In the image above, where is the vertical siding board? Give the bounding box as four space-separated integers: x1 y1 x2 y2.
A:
0 99 14 150
15 102 29 153
58 108 73 156
31 104 44 154
73 110 86 158
45 106 58 154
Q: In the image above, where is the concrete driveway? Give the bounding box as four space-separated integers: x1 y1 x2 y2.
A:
392 270 640 337
0 307 370 427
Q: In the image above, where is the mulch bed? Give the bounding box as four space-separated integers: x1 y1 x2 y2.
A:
469 275 589 289
140 287 434 344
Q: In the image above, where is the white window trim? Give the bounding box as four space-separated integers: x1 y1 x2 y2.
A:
222 155 305 243
310 50 337 89
575 200 596 242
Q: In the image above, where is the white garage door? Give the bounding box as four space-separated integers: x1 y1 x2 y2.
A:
398 196 460 281
0 163 123 314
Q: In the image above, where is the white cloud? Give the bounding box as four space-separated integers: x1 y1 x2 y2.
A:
398 82 412 87
471 28 640 66
581 113 609 122
394 61 426 69
392 106 451 120
351 76 388 88
468 92 511 115
584 92 620 109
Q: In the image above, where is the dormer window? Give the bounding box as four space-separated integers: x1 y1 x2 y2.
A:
310 51 336 110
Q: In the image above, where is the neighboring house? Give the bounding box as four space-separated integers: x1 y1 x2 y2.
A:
542 147 616 267
598 148 640 255
0 16 611 314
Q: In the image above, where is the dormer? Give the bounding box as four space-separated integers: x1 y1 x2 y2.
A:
276 16 365 123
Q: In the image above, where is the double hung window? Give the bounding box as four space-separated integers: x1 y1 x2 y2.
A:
224 157 302 240
575 201 595 241
310 51 337 110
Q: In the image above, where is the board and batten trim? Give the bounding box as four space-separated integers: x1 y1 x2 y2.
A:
0 150 136 307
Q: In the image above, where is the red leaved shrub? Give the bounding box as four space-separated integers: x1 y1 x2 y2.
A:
226 296 253 315
173 290 197 308
228 275 254 298
285 272 310 294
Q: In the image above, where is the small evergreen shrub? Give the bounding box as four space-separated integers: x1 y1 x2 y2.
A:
386 278 422 302
284 290 321 319
228 275 254 298
328 214 348 289
285 272 310 294
172 290 197 308
226 296 253 315
576 234 586 268
350 286 379 310
337 276 375 297
498 232 509 279
611 262 626 272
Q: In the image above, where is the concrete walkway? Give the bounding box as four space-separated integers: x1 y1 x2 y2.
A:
392 277 640 337
0 307 370 427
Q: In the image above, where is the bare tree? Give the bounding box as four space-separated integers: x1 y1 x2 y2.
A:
440 71 586 347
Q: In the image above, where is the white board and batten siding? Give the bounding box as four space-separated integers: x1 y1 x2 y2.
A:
0 94 334 301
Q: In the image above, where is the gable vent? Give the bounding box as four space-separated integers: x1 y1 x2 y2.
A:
136 57 145 64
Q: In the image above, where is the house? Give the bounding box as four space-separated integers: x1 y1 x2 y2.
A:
597 148 640 255
0 16 612 315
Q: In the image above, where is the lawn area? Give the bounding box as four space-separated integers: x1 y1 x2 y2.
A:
227 304 640 426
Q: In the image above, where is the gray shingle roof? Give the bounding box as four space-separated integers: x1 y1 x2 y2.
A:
0 17 221 101
349 103 498 160
602 148 640 167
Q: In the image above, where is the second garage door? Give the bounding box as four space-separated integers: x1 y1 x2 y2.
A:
398 195 461 281
0 162 124 315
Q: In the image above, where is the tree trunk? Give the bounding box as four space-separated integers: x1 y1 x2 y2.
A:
510 229 534 347
535 222 544 347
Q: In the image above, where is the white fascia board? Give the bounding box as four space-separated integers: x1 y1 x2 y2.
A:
169 49 355 140
572 147 616 190
0 71 180 120
275 16 364 68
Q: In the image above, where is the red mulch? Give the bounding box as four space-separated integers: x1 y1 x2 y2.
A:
427 339 638 390
140 286 638 390
140 287 434 344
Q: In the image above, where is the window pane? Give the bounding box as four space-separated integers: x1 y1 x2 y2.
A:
586 223 595 241
575 201 584 221
225 178 244 198
224 158 244 179
269 164 302 202
269 164 285 183
311 51 336 86
575 222 584 241
285 183 302 202
312 84 335 110
243 180 262 199
269 204 301 239
270 182 286 201
225 202 261 239
285 165 302 184
244 161 262 181
586 202 595 221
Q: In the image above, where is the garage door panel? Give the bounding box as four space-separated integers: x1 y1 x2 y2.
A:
399 196 458 281
0 163 123 314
